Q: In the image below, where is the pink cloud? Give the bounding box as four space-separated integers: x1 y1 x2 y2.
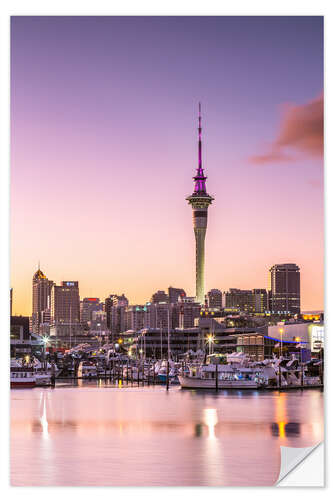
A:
249 93 323 164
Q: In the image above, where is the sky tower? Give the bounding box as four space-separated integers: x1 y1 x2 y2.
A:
186 103 214 305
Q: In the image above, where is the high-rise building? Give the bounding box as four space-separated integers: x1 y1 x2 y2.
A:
146 303 171 329
207 289 222 309
151 290 169 304
269 263 300 314
172 301 201 329
31 267 54 335
252 289 268 313
186 104 214 304
168 286 186 304
50 281 81 337
80 298 102 326
105 294 129 334
125 305 146 332
223 289 254 313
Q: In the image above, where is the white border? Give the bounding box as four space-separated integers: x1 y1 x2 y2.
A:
1 1 332 498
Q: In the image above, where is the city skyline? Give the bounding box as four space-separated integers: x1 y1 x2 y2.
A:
11 16 324 315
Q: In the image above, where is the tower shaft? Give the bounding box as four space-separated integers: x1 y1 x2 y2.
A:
194 228 206 305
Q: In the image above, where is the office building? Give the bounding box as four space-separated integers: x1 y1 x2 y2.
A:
168 287 186 303
269 263 301 314
208 289 222 309
80 298 102 326
31 267 54 335
50 281 81 337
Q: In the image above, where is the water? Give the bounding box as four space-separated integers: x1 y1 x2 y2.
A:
11 381 324 486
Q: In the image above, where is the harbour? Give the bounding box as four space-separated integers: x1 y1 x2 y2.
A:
11 382 323 486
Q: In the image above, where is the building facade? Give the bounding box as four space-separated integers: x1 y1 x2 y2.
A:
80 298 102 326
223 289 254 313
208 288 222 309
269 263 300 314
31 268 54 335
50 281 81 337
151 290 169 304
168 287 186 303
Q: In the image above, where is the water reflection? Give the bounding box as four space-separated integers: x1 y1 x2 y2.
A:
271 422 300 438
11 384 324 486
203 408 218 440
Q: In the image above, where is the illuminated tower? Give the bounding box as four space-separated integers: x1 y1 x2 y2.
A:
186 104 214 305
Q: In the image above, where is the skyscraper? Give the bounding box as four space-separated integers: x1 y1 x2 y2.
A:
31 267 54 335
80 298 102 326
208 289 222 309
186 104 214 305
50 281 81 337
269 263 301 314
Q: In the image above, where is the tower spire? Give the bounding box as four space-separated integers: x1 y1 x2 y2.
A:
198 102 202 171
193 102 207 194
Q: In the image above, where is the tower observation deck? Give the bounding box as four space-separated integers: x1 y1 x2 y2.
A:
186 103 214 305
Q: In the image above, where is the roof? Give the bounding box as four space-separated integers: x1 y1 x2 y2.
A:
33 269 46 280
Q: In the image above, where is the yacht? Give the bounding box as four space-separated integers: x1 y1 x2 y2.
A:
10 359 36 388
178 362 263 389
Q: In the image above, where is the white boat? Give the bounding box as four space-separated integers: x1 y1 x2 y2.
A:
77 361 97 378
10 360 36 388
178 362 263 389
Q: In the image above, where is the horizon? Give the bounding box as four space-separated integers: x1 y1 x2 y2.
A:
11 16 324 315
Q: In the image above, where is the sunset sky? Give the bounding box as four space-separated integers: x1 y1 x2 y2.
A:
11 16 324 316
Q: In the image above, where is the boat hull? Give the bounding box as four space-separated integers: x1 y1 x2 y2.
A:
178 375 259 389
11 381 36 388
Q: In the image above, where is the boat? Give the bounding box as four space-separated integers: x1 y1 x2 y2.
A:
157 360 179 384
10 360 36 388
178 362 262 389
77 361 97 378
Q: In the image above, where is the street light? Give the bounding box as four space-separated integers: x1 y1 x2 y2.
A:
206 334 215 355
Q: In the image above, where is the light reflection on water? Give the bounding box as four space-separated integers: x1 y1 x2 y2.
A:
11 382 324 486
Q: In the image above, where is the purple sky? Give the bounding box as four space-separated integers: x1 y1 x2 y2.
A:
10 16 324 315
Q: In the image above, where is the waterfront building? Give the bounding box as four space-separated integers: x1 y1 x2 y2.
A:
269 263 300 314
151 290 169 304
186 104 214 304
168 286 186 304
31 267 54 335
50 281 81 338
208 288 222 309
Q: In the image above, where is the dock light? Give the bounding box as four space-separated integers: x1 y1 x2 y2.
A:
118 338 123 344
295 337 301 342
139 349 143 354
42 336 50 345
25 355 30 364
